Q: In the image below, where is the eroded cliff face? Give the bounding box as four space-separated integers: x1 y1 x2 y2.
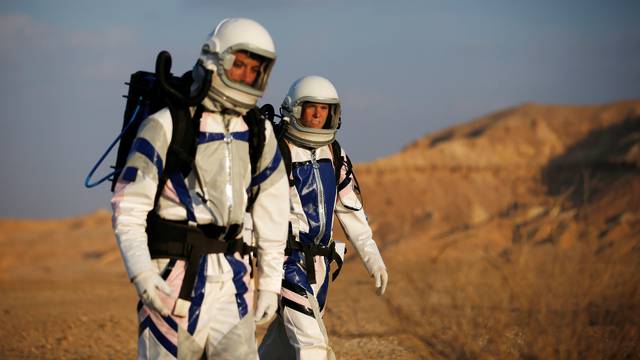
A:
353 100 640 253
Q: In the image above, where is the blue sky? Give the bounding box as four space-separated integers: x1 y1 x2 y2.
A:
1 0 639 218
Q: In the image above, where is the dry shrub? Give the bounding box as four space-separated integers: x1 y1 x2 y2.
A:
391 235 640 360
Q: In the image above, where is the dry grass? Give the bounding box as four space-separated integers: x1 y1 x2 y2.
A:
382 230 640 360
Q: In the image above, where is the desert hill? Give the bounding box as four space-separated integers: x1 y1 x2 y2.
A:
357 100 639 242
1 100 639 359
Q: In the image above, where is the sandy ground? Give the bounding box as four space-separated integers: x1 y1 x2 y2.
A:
1 101 639 359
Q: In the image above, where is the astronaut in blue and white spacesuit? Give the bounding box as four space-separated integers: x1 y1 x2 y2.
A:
259 76 389 360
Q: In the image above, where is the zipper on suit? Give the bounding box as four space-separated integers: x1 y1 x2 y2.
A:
223 115 234 223
311 149 326 245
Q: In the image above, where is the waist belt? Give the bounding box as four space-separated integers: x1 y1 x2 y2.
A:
146 213 255 302
285 240 344 285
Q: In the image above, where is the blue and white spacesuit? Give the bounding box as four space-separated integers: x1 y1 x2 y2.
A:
259 76 388 360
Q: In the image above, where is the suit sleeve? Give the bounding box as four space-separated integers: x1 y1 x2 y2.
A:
111 109 172 280
334 147 386 275
250 121 289 293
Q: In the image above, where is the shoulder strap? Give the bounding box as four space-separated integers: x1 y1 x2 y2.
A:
330 140 344 188
270 118 293 186
244 105 270 211
152 104 202 208
332 141 364 211
244 107 267 177
278 137 293 186
167 104 201 177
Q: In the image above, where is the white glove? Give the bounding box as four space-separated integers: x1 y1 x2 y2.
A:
133 270 173 317
255 290 279 325
373 267 388 296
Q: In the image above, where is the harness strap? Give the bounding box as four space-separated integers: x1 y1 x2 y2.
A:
285 240 343 285
146 213 255 302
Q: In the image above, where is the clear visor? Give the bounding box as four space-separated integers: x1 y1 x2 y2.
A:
217 44 275 95
294 99 341 131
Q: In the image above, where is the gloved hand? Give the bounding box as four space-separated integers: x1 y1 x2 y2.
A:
255 290 279 325
372 267 388 296
133 270 173 317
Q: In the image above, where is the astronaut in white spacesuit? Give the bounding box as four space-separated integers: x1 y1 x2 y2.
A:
111 18 288 359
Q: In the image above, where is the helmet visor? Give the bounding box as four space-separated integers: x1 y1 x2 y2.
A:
218 44 275 96
294 99 341 132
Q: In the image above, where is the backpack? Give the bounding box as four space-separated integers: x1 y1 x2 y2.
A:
85 51 271 211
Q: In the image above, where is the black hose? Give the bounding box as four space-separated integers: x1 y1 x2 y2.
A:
259 103 275 122
155 51 211 106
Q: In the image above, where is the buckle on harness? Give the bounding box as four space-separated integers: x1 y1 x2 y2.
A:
285 240 344 285
146 214 255 317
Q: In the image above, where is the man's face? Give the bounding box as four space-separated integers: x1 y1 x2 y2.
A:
300 102 330 129
226 51 262 86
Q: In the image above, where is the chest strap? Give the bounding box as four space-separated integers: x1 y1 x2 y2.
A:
285 239 344 285
146 213 255 302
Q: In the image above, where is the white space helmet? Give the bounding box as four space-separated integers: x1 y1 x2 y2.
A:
194 18 276 114
281 76 341 148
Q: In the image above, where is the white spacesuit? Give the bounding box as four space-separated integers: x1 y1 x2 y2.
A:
258 76 388 360
111 18 288 359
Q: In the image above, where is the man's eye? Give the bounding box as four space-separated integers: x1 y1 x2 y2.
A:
233 61 243 68
251 66 260 73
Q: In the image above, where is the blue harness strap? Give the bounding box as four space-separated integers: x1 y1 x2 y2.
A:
250 149 282 187
169 172 196 222
132 137 164 180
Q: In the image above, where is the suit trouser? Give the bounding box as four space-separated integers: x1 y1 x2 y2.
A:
259 255 336 360
137 255 258 360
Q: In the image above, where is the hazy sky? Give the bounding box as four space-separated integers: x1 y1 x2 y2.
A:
1 0 639 218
